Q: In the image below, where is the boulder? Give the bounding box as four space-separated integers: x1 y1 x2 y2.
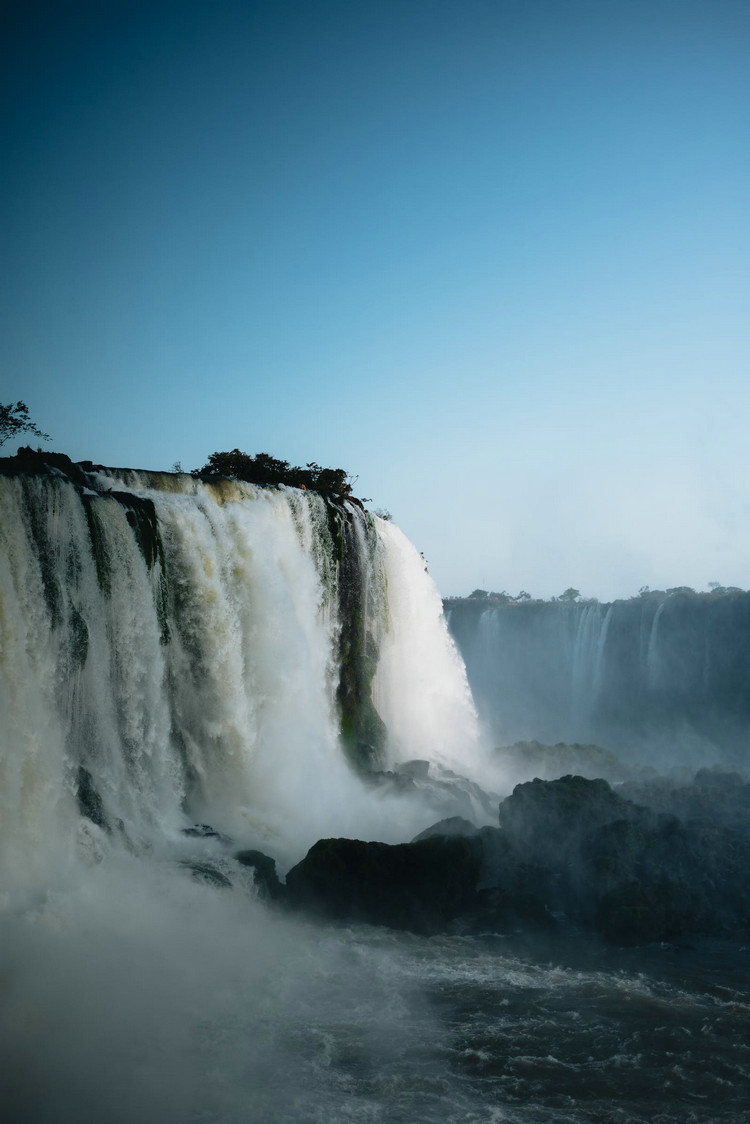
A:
285 835 482 934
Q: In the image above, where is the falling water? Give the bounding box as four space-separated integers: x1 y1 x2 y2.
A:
0 466 481 889
570 603 613 724
371 518 480 770
646 599 666 690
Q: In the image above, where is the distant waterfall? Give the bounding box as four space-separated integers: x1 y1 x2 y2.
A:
0 465 479 892
570 603 613 723
448 589 750 764
646 600 666 689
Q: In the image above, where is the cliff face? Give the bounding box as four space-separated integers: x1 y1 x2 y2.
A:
446 593 750 766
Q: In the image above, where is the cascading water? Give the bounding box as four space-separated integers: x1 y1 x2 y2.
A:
0 462 481 891
3 461 749 1124
570 602 613 724
372 519 480 770
646 599 666 690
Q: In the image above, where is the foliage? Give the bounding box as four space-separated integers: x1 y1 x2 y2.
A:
0 401 50 447
464 588 527 605
195 449 353 496
559 587 581 602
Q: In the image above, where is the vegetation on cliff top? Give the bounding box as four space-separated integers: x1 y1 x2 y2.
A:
195 449 355 497
445 583 746 608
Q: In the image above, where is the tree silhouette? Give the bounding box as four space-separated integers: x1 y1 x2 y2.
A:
196 449 353 496
0 401 50 447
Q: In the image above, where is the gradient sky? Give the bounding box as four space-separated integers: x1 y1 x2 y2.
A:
3 0 749 599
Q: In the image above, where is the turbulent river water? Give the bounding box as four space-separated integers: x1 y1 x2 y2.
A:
1 466 748 1123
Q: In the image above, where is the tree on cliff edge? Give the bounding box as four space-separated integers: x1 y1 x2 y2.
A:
197 449 353 497
0 402 50 447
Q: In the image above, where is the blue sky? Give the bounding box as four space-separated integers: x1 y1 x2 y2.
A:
3 0 749 599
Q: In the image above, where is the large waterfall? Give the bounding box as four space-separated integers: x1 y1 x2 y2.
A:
0 464 479 898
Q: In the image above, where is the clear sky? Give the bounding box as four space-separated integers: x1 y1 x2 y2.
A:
3 0 749 600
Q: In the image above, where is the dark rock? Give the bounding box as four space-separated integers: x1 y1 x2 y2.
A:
285 835 482 934
694 767 745 790
471 826 556 930
2 446 89 486
76 766 107 831
235 849 284 902
499 775 639 870
411 816 479 842
396 759 431 779
182 823 230 842
496 774 750 941
596 880 693 945
471 886 556 932
181 861 232 889
285 771 750 943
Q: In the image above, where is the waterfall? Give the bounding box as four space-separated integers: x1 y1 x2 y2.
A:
646 600 666 690
570 603 612 724
371 518 480 769
0 464 481 894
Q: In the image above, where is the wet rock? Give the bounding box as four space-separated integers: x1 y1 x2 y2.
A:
181 861 233 889
396 759 431 779
285 835 482 934
470 885 556 932
497 774 750 941
499 775 639 871
411 816 479 842
182 823 231 843
76 765 107 831
596 880 694 945
235 849 284 902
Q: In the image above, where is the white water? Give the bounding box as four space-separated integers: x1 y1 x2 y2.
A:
0 468 490 1120
646 599 666 690
372 518 481 771
0 469 483 887
570 602 613 724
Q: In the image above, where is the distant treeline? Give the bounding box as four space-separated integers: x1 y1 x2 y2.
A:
445 583 747 607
